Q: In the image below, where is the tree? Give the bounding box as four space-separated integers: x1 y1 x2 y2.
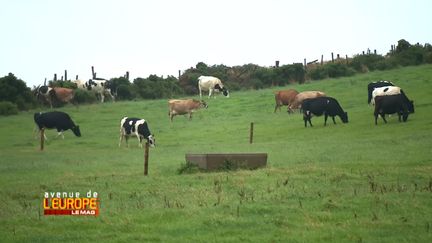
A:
0 73 36 110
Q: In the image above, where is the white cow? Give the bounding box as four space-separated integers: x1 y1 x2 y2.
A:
198 76 229 98
72 79 115 103
371 86 401 105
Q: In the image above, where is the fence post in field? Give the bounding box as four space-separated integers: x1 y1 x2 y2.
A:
331 53 334 63
374 49 377 55
304 58 307 69
144 142 149 176
346 55 348 64
54 74 57 81
275 60 279 68
321 55 323 65
249 122 254 144
125 71 129 80
76 75 78 80
178 70 181 80
40 128 45 151
65 70 67 81
91 66 96 79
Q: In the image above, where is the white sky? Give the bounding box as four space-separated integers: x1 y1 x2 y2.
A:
1 0 431 87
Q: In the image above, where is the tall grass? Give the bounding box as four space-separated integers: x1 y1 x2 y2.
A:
0 65 431 242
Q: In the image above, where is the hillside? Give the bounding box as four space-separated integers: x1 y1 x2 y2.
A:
0 65 431 242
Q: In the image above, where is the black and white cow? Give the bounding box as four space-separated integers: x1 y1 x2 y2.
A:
119 117 155 147
34 85 54 108
72 79 115 103
34 111 81 140
374 94 414 125
367 80 394 104
198 76 229 98
302 97 348 127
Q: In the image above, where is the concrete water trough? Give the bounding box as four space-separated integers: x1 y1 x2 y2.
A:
185 153 267 171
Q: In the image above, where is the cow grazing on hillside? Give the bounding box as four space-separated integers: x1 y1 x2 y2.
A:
274 89 299 113
168 99 208 122
289 91 326 113
34 86 75 108
119 117 155 147
34 111 81 140
302 97 348 127
371 86 402 105
367 80 394 104
198 76 229 98
374 94 414 125
72 79 115 103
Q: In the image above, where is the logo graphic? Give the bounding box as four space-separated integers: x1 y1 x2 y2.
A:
43 190 99 216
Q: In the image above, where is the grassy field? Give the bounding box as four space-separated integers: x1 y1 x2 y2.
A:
1 65 432 242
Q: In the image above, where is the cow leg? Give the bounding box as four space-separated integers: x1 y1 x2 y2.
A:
199 86 202 99
324 114 328 126
332 116 336 124
56 130 64 139
138 136 143 148
101 93 105 103
208 89 213 98
125 137 129 147
381 113 387 123
119 133 124 147
374 113 379 125
189 112 193 120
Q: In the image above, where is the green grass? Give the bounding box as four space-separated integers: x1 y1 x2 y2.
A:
1 65 432 242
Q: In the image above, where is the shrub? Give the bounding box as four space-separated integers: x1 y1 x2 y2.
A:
73 89 97 104
0 101 19 116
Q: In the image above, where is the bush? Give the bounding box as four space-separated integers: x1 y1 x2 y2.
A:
73 89 97 104
0 101 19 116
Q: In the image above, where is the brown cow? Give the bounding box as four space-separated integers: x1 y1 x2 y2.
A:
274 89 299 113
289 91 326 113
34 86 75 108
168 99 208 122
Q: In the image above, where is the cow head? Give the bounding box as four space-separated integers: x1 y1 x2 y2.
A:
71 125 81 137
407 100 415 114
199 100 208 109
147 134 155 147
340 112 349 123
222 87 229 97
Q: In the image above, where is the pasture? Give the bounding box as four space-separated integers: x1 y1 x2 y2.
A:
1 65 431 242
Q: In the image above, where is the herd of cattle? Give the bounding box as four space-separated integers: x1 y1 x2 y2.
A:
33 77 415 146
33 78 116 108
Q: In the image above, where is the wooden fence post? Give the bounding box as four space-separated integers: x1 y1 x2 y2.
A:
249 122 254 144
331 53 334 63
275 60 279 68
64 70 67 81
144 142 149 175
40 128 45 151
76 75 78 80
321 55 323 65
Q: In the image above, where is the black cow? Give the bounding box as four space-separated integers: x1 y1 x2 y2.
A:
367 80 394 104
119 117 155 147
34 111 81 139
302 97 348 127
374 94 414 125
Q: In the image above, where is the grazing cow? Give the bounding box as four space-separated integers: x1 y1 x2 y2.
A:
370 86 401 105
34 86 75 108
168 99 208 121
374 94 414 125
367 80 394 104
274 89 299 113
289 91 326 113
34 85 54 107
72 79 115 103
119 117 155 147
34 111 81 140
302 97 348 127
198 76 229 98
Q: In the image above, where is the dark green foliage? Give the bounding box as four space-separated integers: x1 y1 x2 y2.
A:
0 73 36 110
133 75 183 99
325 63 356 78
48 80 76 89
110 77 133 100
73 89 97 104
350 54 386 72
0 101 18 116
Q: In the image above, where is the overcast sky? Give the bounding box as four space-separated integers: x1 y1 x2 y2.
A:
1 0 431 87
